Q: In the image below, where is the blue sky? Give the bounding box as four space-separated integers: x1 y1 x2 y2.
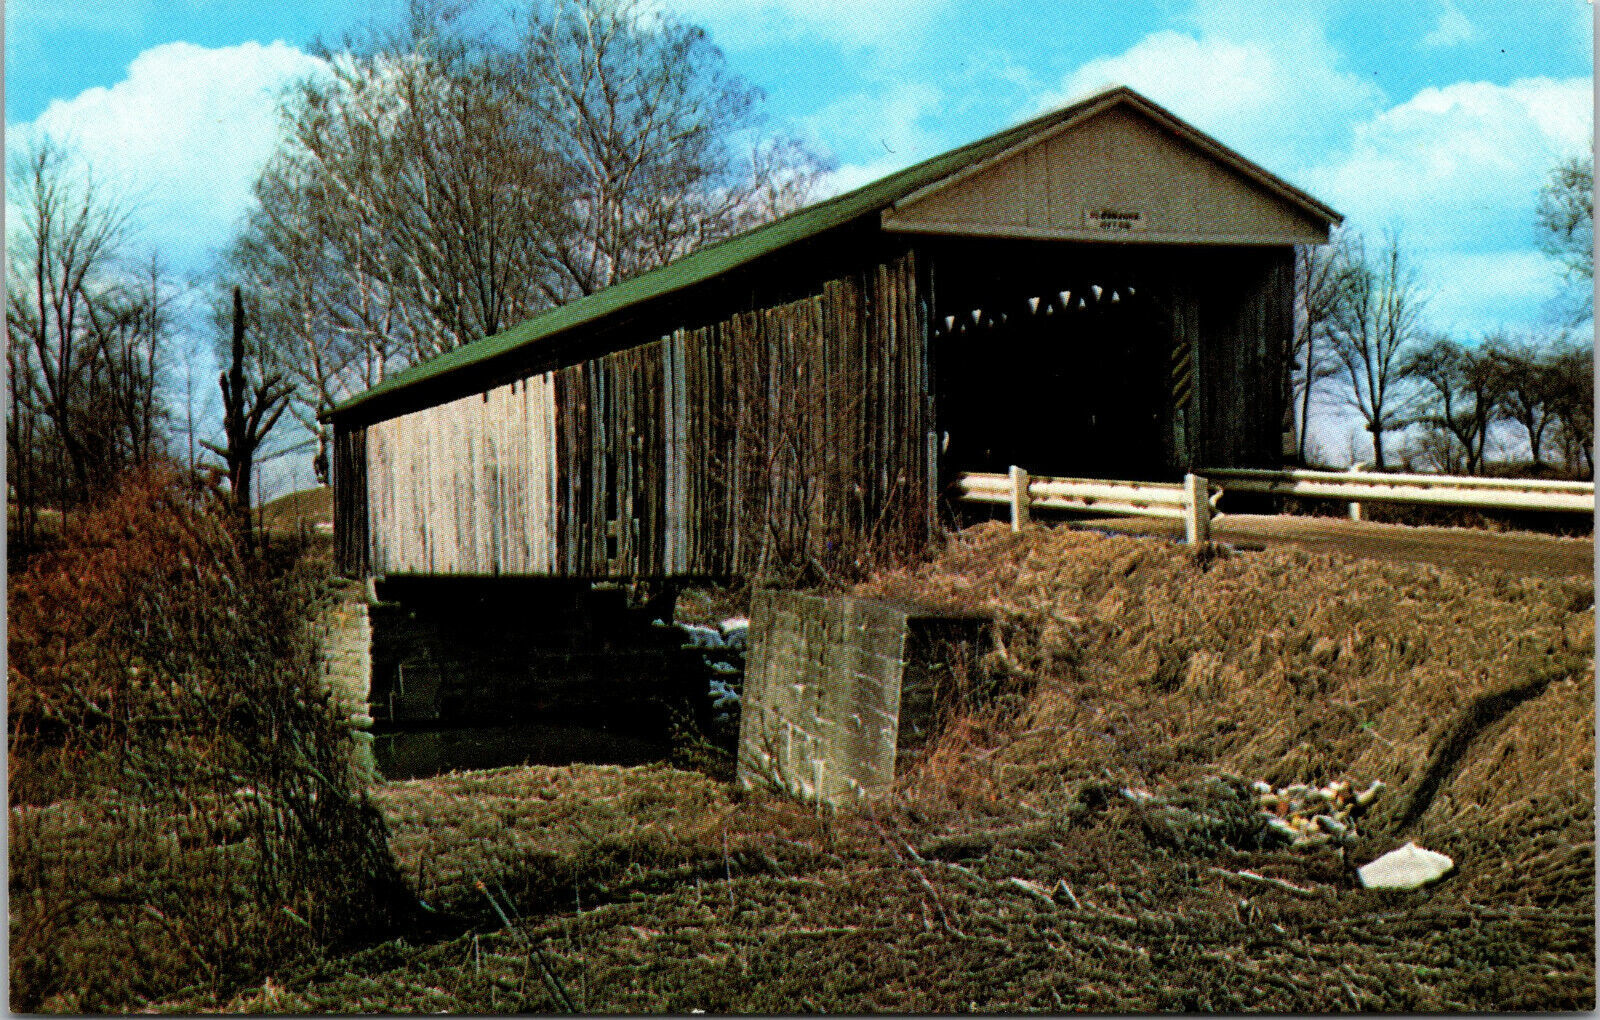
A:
6 0 1594 470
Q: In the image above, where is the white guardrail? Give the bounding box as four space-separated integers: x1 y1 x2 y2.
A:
1204 466 1596 517
953 467 1217 544
954 464 1595 547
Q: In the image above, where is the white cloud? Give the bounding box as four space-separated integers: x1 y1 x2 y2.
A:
9 40 328 274
1422 2 1478 48
661 0 949 50
1304 76 1592 333
1310 78 1591 245
1040 13 1383 176
1039 3 1588 338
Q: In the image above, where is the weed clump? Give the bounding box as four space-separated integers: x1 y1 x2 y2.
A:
8 470 408 1011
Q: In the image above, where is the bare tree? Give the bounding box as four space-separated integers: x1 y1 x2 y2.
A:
6 333 44 551
517 0 830 298
6 140 173 550
1544 338 1594 478
238 50 542 355
173 336 214 477
1485 335 1563 470
1291 228 1347 463
233 0 829 444
1536 151 1593 324
202 288 292 544
230 30 565 467
744 136 832 225
1402 334 1503 475
96 254 173 470
1324 232 1427 470
6 140 132 496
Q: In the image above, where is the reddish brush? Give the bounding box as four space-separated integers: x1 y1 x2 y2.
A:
7 468 408 1012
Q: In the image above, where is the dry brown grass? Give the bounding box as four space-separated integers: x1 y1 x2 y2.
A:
165 522 1595 1012
194 769 1593 1012
8 472 406 1012
373 764 757 917
857 524 1592 874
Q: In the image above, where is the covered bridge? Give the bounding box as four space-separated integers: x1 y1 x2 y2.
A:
329 86 1342 580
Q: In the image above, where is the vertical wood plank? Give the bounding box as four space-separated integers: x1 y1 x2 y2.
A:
342 249 949 584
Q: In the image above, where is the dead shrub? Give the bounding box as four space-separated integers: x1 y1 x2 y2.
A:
7 468 409 1011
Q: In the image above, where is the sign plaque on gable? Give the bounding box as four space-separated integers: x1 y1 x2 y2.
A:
1085 209 1148 232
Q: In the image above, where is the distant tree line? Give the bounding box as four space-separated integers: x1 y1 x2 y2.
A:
1290 152 1594 478
5 141 176 552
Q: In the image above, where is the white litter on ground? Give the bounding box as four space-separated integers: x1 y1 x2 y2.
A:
1358 842 1454 890
1252 778 1382 847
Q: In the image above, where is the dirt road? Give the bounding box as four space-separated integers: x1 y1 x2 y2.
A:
1075 512 1594 579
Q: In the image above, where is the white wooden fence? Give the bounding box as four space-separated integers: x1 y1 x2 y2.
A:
953 468 1216 544
953 464 1594 546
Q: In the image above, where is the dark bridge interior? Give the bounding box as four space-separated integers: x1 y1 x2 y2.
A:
929 240 1177 484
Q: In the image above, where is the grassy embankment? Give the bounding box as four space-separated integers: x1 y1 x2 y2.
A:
165 520 1592 1013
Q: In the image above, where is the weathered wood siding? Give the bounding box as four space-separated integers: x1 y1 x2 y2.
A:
365 372 559 575
1194 247 1295 469
355 251 928 578
883 105 1329 246
333 424 368 576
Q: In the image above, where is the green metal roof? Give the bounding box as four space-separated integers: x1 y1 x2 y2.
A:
331 86 1339 420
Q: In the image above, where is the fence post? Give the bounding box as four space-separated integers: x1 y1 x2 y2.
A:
1347 462 1369 521
1008 465 1031 532
1183 473 1211 546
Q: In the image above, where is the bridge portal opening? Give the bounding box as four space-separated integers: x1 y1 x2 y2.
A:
930 239 1177 484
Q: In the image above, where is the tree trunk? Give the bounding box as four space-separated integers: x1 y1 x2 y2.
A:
227 287 255 548
236 460 254 545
